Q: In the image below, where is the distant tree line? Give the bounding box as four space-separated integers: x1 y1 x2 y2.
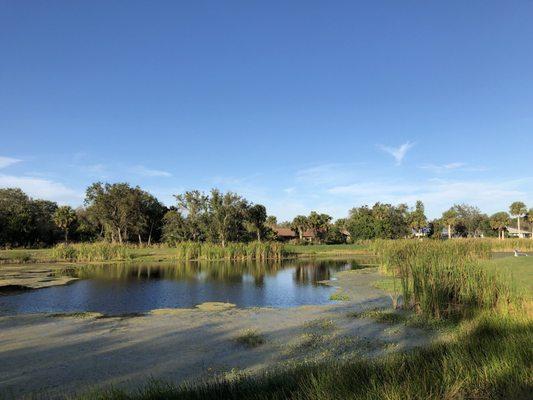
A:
0 184 531 248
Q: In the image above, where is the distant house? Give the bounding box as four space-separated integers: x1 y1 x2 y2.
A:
340 229 351 241
506 226 532 239
274 227 315 242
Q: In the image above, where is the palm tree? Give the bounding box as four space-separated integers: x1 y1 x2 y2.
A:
489 212 511 240
509 202 527 237
53 206 77 243
291 215 309 241
527 208 533 240
441 209 458 239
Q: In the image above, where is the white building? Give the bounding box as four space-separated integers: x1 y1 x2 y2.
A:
506 226 532 239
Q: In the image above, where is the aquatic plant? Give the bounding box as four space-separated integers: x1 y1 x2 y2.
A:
170 241 286 261
51 242 136 262
372 240 515 319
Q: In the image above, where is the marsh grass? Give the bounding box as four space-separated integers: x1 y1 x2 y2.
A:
348 308 407 325
329 290 350 301
50 241 286 262
487 237 533 252
170 242 286 261
52 242 136 262
373 240 516 319
234 329 265 348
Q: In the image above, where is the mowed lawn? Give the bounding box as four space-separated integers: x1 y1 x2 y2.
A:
485 255 533 296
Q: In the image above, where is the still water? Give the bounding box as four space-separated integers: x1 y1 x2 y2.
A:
0 258 373 315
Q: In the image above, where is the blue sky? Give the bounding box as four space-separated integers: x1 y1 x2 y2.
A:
1 1 532 220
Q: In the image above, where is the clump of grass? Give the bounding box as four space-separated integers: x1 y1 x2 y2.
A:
304 318 335 333
48 312 102 319
348 308 407 325
170 241 286 261
52 242 136 262
0 250 34 263
234 329 265 348
329 290 350 301
372 240 516 320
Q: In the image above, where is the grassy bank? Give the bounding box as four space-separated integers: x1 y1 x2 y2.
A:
84 312 532 400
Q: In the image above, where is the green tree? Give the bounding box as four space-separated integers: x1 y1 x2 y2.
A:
265 215 277 229
451 204 487 237
209 189 249 246
409 200 427 237
174 190 210 241
509 201 527 236
0 188 59 247
307 211 332 243
489 212 511 240
371 203 409 239
291 215 309 241
441 208 459 239
53 206 77 243
162 209 189 245
246 204 267 242
346 206 375 240
133 191 166 245
85 182 161 244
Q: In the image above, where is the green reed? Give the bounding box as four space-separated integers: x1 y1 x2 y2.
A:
372 240 513 319
52 242 136 262
170 241 286 261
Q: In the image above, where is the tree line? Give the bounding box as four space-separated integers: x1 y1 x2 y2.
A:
0 184 531 248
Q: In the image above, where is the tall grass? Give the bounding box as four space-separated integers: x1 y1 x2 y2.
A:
170 241 286 261
52 242 136 262
52 241 286 262
373 240 514 319
487 237 533 252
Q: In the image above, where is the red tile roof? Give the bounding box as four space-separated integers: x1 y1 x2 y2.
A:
274 228 315 238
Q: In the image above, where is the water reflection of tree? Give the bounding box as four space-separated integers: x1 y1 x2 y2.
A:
68 257 375 286
71 260 284 283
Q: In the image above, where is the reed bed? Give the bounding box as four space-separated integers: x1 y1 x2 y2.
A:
52 241 286 262
170 241 286 261
486 237 533 252
372 240 513 319
52 242 137 262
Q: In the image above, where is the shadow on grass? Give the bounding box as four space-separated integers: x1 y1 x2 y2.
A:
80 313 532 400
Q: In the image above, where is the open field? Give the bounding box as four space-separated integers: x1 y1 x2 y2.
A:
486 255 533 294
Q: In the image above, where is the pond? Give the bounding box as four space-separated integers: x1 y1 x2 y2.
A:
0 257 375 315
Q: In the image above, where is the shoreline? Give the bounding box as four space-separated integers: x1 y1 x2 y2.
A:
0 268 435 399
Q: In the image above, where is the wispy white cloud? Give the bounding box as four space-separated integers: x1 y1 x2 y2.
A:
419 162 487 173
327 177 532 218
284 187 296 194
295 162 365 185
379 142 415 165
0 174 83 204
0 156 22 169
130 165 172 178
